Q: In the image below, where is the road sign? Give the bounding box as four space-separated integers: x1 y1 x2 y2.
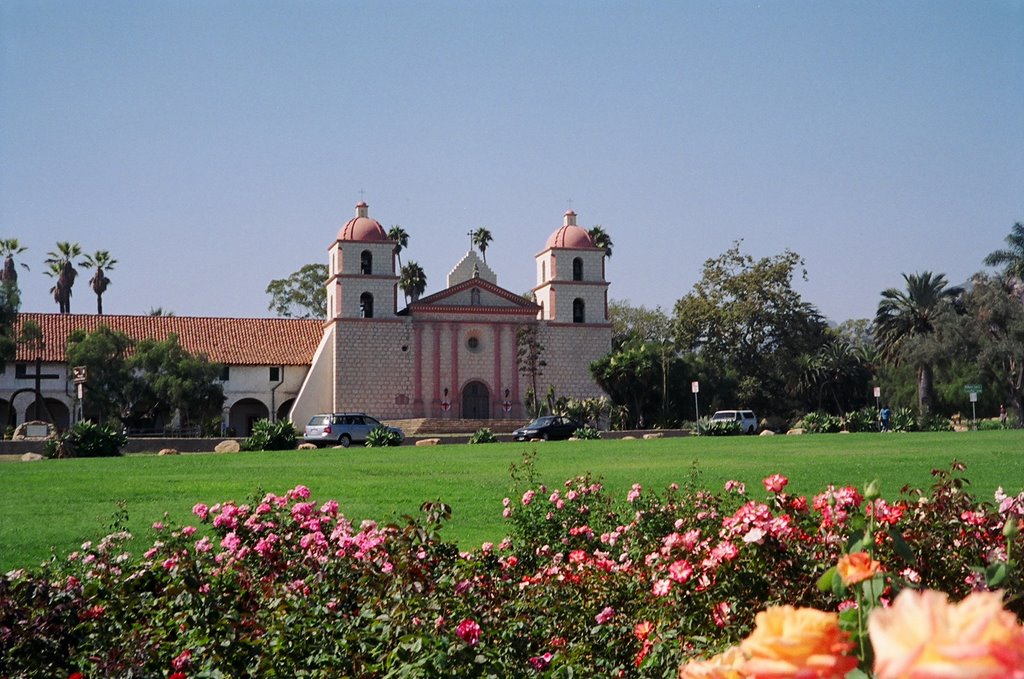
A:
964 384 983 394
873 386 881 398
970 392 978 403
691 381 700 394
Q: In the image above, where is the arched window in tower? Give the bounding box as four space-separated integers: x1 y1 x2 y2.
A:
572 257 583 281
360 250 372 275
470 288 481 305
359 292 374 318
573 298 585 324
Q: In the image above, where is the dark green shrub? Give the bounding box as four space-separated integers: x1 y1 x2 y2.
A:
468 427 499 444
918 413 953 432
696 417 741 436
891 407 917 432
365 426 401 447
843 407 878 433
241 419 297 451
797 411 842 433
572 426 601 440
43 421 126 458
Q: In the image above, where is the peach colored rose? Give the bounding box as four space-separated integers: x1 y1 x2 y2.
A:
740 605 857 679
836 551 882 586
679 646 748 679
869 589 1024 679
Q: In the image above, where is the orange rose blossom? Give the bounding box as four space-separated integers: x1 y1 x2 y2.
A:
742 605 857 678
836 552 881 586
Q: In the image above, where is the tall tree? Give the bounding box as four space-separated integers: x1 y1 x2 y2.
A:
265 264 328 318
148 307 176 316
588 225 613 259
673 241 828 416
127 334 225 428
984 221 1024 281
80 250 118 315
874 271 963 415
964 274 1024 426
472 228 493 263
388 225 409 270
515 324 547 407
66 326 135 423
44 241 82 314
399 261 427 304
793 337 874 414
608 300 671 350
0 239 29 287
0 279 19 373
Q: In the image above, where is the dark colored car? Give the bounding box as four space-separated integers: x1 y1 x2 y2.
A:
511 416 581 441
303 413 405 448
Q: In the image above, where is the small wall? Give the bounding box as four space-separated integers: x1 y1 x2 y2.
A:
0 438 243 457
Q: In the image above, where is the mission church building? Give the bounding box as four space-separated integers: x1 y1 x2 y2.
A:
3 203 611 433
288 202 612 426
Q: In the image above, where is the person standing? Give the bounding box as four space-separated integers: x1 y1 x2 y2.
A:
999 404 1007 428
880 406 892 432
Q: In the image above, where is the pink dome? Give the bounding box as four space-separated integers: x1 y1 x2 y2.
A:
338 202 388 242
545 211 596 249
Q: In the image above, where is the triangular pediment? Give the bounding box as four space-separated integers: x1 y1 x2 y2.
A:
402 277 539 316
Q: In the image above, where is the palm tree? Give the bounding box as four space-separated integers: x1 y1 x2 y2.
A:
984 221 1024 281
44 241 82 314
0 239 29 286
399 262 428 304
81 250 118 315
387 225 409 271
472 228 493 263
588 226 613 258
874 271 962 415
148 307 175 316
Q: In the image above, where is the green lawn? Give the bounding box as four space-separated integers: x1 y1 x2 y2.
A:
2 431 1022 572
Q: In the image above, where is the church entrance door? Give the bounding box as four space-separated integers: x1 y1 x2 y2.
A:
461 381 490 419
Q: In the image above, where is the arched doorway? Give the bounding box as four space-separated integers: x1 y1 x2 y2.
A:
277 398 295 423
0 399 13 430
24 398 71 431
461 381 490 419
228 398 269 436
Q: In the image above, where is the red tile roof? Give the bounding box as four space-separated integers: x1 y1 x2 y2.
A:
14 313 323 366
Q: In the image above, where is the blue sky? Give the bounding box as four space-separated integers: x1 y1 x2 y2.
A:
2 1 1022 323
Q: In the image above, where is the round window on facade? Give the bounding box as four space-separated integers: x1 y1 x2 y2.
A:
466 336 481 352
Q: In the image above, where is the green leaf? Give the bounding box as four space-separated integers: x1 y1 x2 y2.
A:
817 566 836 593
845 530 867 554
888 528 916 564
986 562 1008 588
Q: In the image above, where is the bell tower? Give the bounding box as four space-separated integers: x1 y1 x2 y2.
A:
326 202 399 319
534 210 609 324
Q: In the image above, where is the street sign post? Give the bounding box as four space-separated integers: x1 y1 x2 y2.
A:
964 385 982 428
691 381 700 426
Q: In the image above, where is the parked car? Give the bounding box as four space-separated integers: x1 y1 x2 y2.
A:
512 415 582 441
303 413 405 448
710 409 758 434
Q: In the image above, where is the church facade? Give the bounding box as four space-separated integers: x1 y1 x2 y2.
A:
3 203 612 434
288 202 612 426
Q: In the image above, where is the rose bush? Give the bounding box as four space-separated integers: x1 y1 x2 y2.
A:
0 459 1021 677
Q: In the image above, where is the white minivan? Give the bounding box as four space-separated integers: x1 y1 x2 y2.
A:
710 410 758 434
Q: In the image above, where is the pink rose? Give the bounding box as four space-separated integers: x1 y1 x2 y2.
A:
763 474 788 493
652 578 672 596
456 618 481 646
869 589 1024 679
